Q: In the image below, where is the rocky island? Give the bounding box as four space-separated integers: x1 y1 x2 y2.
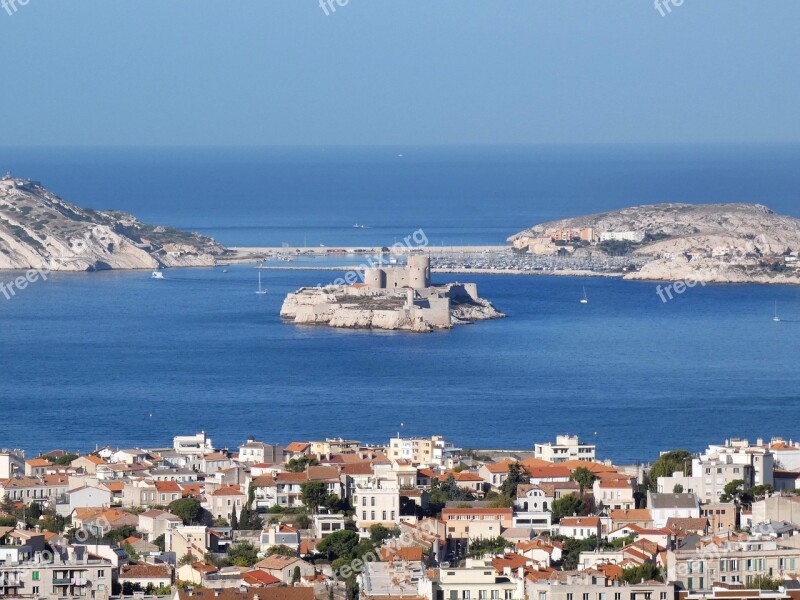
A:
280 255 505 332
0 176 225 271
508 203 800 284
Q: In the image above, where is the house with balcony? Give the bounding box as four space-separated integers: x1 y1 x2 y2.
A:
534 435 596 463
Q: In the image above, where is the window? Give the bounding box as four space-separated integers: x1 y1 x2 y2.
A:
371 497 376 506
362 497 366 506
98 570 105 579
463 591 470 600
382 511 387 520
371 511 375 520
567 594 573 600
505 592 512 600
479 592 487 600
32 587 39 595
32 572 39 581
688 578 693 590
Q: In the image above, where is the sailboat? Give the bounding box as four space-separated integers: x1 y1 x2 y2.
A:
580 286 589 304
773 301 781 322
256 268 268 295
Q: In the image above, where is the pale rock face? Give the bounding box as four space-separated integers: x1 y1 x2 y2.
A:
509 203 800 284
281 284 504 333
0 178 223 271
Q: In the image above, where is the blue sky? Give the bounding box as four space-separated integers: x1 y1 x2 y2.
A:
0 1 797 145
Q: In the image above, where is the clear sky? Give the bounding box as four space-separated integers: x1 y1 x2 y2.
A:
0 1 797 146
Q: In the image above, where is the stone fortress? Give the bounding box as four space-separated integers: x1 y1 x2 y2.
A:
280 254 503 332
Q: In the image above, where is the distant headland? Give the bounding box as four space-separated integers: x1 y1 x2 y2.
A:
509 203 800 285
0 175 224 271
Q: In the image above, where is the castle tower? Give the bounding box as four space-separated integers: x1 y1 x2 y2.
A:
407 255 431 289
363 268 386 289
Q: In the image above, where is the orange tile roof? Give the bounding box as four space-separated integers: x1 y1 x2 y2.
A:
285 442 310 453
380 546 424 562
560 460 618 473
211 485 245 496
492 553 529 572
452 472 483 482
483 462 511 474
26 458 51 467
154 481 183 493
242 569 281 586
526 466 572 479
340 463 374 475
610 509 652 522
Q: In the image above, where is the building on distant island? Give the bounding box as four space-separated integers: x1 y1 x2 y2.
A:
599 230 646 243
280 254 504 332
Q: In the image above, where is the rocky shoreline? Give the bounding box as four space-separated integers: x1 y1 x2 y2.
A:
0 177 225 271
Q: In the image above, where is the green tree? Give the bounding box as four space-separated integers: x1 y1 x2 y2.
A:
153 534 165 552
673 484 684 494
292 565 301 584
227 541 260 567
467 536 512 558
122 542 140 560
748 575 781 591
301 481 328 513
230 508 238 530
720 479 754 507
648 450 693 490
369 524 400 545
429 475 476 513
267 545 297 557
500 462 530 499
317 529 359 561
49 453 79 466
570 467 597 496
169 497 202 525
178 552 195 566
618 563 663 584
551 494 585 523
286 456 319 472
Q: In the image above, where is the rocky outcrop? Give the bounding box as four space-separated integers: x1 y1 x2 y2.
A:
509 203 800 284
0 177 225 271
281 284 505 332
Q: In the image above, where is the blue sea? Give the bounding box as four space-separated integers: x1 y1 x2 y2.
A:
1 145 800 463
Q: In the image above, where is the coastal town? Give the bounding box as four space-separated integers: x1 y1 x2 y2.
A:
3 434 800 600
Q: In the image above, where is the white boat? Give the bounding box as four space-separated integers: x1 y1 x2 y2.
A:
151 270 164 280
580 286 589 304
256 269 268 295
773 301 781 323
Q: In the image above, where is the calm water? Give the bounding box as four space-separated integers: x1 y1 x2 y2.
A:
1 145 799 463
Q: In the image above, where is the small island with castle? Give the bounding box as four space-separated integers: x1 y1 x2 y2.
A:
280 255 505 332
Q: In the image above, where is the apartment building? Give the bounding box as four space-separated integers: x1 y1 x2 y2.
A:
667 534 800 590
237 438 283 464
441 508 514 540
309 438 360 456
388 435 456 466
352 481 401 536
419 560 525 600
527 573 676 600
0 549 115 600
534 436 596 463
657 440 774 503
